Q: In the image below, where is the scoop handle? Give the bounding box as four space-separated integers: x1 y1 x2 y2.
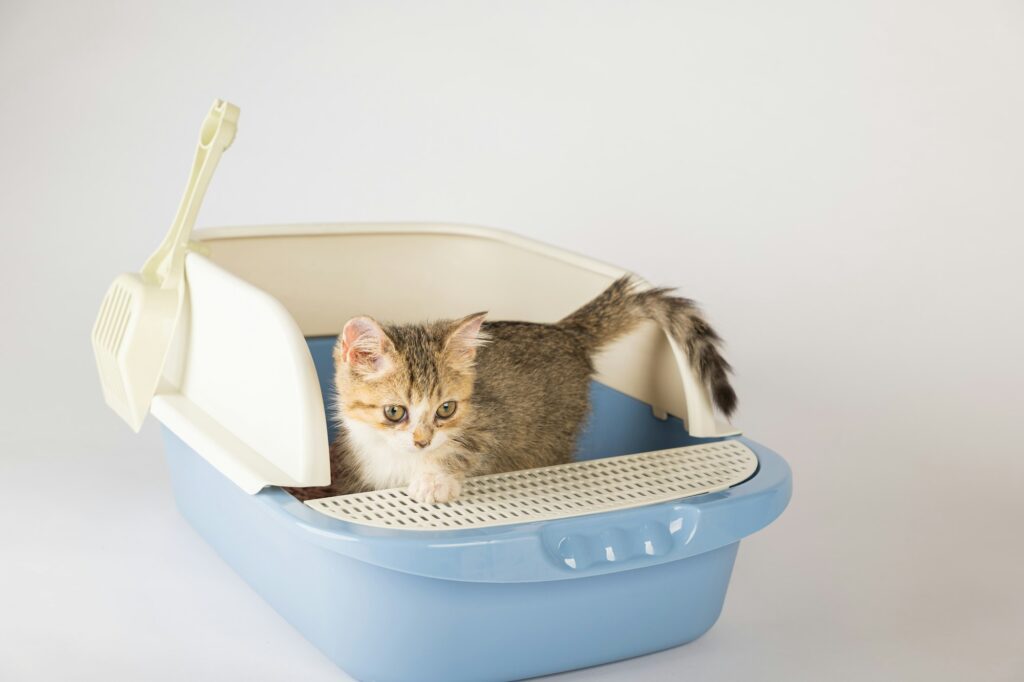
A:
142 99 239 288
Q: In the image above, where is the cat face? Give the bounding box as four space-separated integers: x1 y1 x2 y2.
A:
333 313 487 455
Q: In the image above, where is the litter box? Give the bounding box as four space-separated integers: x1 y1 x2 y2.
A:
92 101 791 682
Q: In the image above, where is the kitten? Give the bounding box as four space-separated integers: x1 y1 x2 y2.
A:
286 276 735 504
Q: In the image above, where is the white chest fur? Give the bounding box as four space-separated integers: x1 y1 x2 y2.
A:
338 410 464 504
342 418 426 489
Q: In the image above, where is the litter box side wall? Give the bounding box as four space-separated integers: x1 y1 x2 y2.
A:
193 222 736 439
163 426 742 682
154 222 739 496
151 253 330 493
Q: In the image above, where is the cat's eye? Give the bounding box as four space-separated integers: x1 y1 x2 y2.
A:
436 401 457 419
383 405 407 422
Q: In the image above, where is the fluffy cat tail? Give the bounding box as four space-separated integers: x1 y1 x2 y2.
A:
558 275 737 417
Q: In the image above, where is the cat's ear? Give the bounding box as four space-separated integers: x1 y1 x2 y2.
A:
337 316 395 377
445 312 488 367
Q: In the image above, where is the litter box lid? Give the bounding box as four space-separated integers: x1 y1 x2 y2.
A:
152 222 738 494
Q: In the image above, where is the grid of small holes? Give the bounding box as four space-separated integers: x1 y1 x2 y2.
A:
305 441 757 531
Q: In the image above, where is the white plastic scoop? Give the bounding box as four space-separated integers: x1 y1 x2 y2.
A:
92 99 239 431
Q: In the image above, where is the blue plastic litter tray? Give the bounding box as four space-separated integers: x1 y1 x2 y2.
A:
161 333 790 682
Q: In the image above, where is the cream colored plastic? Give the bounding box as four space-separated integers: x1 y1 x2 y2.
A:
91 100 239 430
305 440 757 531
150 254 330 493
194 223 739 438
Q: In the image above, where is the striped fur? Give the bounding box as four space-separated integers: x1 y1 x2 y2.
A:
287 275 735 503
559 276 736 416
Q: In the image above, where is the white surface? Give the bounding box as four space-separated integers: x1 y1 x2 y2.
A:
307 441 758 530
161 253 330 492
1 2 1022 681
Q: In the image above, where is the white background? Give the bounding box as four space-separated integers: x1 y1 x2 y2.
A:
2 1 1022 680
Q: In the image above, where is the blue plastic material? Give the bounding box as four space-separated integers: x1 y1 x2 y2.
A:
160 337 792 681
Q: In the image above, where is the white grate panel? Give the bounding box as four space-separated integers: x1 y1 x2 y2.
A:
304 440 758 531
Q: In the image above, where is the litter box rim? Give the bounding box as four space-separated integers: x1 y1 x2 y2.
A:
244 435 791 583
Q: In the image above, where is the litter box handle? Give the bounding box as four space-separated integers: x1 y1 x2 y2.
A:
141 99 240 290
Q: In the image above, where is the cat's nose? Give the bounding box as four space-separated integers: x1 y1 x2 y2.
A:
414 438 431 449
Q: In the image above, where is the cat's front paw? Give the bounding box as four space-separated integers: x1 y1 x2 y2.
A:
407 472 462 504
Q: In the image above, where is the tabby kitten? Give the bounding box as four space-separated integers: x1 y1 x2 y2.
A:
287 276 735 504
